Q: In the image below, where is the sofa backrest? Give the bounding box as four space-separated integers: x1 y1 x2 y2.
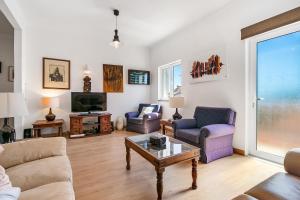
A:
138 104 162 113
193 106 236 128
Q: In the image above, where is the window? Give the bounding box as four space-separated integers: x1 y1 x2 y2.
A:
158 60 182 100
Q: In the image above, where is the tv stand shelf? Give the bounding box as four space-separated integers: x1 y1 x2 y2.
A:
69 113 112 138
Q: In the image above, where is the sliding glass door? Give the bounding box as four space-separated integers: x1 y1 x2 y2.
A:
249 23 300 163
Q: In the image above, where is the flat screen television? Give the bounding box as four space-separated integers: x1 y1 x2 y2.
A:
128 69 150 85
71 92 107 113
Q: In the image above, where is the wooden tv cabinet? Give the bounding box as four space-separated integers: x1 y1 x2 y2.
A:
69 113 112 138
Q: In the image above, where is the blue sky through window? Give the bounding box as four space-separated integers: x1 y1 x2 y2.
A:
257 31 300 102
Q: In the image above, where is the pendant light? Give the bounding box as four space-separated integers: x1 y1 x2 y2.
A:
110 9 121 48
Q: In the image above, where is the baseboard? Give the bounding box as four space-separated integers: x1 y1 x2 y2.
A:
233 148 245 156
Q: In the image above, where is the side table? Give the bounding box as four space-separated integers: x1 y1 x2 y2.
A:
160 119 174 136
32 119 64 137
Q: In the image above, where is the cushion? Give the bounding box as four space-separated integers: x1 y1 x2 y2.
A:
0 145 4 154
0 137 66 169
176 129 201 144
245 172 300 200
138 104 160 113
194 107 232 128
138 107 154 118
19 182 75 200
0 165 11 190
0 187 21 200
6 156 72 191
128 118 144 125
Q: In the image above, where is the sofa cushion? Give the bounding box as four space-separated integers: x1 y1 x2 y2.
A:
19 182 75 200
0 137 66 169
245 172 300 200
127 117 144 125
176 129 201 144
6 156 72 191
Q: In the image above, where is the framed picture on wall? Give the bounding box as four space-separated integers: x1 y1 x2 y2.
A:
8 66 14 82
0 62 2 73
43 57 71 89
103 64 123 93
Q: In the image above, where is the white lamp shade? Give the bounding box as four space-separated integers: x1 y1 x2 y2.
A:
0 93 28 118
169 97 184 108
41 97 60 108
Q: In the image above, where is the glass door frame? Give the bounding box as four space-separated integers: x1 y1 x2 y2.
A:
248 22 300 164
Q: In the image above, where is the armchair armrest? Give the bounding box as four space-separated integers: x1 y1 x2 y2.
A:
173 119 197 130
143 112 161 121
0 137 66 169
125 111 139 119
200 124 235 138
284 148 300 177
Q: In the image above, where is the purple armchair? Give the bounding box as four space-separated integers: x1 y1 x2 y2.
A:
125 104 162 134
173 106 236 163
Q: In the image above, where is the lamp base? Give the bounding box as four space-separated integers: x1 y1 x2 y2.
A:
0 118 16 144
45 108 56 121
172 108 182 120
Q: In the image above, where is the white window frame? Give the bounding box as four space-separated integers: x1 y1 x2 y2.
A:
247 22 300 164
158 60 182 101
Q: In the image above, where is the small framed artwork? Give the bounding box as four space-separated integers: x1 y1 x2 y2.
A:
8 66 14 82
0 62 2 73
43 57 70 89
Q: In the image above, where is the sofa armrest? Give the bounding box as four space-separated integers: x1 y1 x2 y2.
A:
0 137 66 169
284 148 300 177
200 124 235 138
143 112 160 121
173 119 197 130
125 111 139 119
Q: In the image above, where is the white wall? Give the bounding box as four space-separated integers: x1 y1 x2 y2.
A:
0 33 14 92
150 0 300 150
21 25 150 138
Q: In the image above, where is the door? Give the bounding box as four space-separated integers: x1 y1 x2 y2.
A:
249 22 300 163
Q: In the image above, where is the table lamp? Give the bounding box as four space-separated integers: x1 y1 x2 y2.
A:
169 97 184 120
41 97 59 121
0 93 28 143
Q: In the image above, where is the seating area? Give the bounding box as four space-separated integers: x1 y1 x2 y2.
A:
0 1 300 200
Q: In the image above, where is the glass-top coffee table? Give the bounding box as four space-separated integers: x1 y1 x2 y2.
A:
125 133 200 200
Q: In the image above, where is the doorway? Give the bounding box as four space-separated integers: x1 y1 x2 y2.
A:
249 22 300 163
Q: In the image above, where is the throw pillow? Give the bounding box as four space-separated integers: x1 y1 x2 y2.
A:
0 165 11 191
0 187 21 200
138 107 154 118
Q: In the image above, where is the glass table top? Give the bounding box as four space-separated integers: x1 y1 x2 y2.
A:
126 132 199 160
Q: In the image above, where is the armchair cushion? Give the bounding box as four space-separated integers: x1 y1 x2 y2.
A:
173 119 197 130
143 112 160 121
127 118 144 125
175 129 201 144
200 124 235 139
194 107 235 128
138 107 154 118
138 104 161 113
125 111 139 119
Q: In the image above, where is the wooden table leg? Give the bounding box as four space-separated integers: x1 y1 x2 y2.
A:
126 146 131 170
192 158 198 189
156 167 165 200
162 125 166 135
59 126 62 137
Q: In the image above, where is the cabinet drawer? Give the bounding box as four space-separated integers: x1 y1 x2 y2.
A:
71 127 82 134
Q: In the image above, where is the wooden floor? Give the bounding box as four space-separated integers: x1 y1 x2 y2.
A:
67 131 283 200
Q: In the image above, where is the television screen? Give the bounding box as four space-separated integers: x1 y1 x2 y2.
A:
128 70 150 85
71 92 107 112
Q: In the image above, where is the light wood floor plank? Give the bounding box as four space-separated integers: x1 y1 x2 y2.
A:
67 131 283 200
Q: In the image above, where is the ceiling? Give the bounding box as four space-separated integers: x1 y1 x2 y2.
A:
0 10 14 35
16 0 234 46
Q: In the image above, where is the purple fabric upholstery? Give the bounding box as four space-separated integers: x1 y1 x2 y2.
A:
125 104 162 134
173 106 236 163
